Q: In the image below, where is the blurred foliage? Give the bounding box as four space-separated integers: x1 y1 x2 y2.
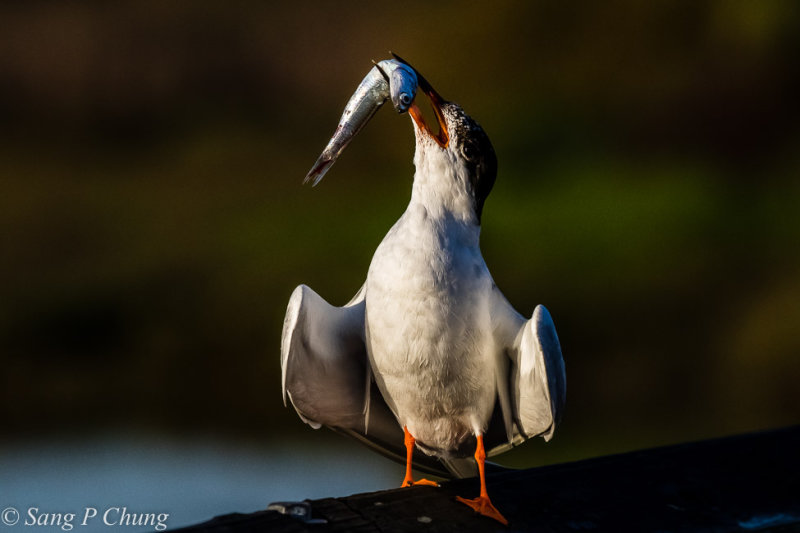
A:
1 1 798 465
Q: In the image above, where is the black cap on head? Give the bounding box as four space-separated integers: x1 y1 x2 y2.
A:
444 103 497 223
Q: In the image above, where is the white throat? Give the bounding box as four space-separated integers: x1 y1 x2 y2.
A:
409 131 478 226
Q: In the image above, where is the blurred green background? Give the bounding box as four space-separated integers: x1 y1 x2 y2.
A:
1 0 799 476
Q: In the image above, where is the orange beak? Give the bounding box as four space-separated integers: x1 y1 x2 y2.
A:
392 53 449 148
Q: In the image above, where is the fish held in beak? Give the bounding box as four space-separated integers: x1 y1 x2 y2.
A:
391 53 449 149
304 59 418 186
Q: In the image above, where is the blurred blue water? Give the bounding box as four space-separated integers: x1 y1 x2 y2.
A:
0 432 399 532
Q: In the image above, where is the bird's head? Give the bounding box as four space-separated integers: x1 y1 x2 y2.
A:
407 71 497 224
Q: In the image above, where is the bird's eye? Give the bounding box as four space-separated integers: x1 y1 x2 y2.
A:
399 93 412 106
461 142 477 161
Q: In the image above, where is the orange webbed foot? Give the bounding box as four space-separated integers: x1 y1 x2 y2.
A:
401 478 439 488
456 495 509 526
456 435 509 525
400 427 441 488
412 478 439 487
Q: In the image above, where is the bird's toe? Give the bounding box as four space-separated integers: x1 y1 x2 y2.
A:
456 495 509 526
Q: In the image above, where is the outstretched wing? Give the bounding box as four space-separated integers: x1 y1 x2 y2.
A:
281 284 369 429
512 304 566 440
281 284 475 478
488 286 566 456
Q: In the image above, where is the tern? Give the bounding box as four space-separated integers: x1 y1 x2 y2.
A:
281 57 566 525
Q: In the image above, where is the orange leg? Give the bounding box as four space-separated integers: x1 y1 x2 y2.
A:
400 427 439 487
456 435 509 525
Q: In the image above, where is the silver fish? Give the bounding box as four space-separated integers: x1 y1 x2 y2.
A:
304 59 418 186
385 61 417 113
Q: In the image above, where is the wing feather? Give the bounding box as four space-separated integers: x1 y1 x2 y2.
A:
281 284 368 430
514 305 566 440
488 287 566 454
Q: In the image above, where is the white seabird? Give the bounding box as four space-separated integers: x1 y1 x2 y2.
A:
281 59 566 525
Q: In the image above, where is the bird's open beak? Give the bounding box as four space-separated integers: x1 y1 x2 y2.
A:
410 81 449 148
392 54 449 149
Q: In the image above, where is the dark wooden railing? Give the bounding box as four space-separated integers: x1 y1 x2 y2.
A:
173 425 799 532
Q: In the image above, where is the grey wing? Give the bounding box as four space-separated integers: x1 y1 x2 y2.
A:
487 287 566 456
281 284 370 430
512 304 566 440
281 284 473 478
